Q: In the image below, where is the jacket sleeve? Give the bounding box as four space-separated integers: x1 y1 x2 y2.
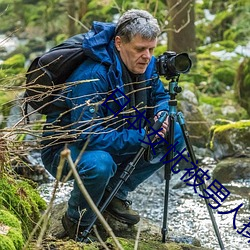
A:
65 61 146 156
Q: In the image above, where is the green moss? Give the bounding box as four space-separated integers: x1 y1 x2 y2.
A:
7 228 24 249
0 209 21 229
209 120 250 150
0 175 47 239
0 235 16 250
213 120 250 133
0 209 24 249
166 242 183 250
105 237 205 250
235 57 250 116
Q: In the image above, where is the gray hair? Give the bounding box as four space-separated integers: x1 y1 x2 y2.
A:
115 9 160 43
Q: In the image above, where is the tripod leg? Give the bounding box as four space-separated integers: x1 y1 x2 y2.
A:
177 112 225 250
162 114 175 243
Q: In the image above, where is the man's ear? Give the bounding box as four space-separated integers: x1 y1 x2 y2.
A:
115 36 122 51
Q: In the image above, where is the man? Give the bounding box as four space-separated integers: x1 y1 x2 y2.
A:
41 9 185 241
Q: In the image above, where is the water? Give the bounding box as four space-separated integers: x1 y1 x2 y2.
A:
131 174 250 250
38 157 250 250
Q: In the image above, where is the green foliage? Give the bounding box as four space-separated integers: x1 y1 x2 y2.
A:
199 95 224 107
154 44 167 57
213 67 235 86
1 54 25 69
208 10 234 42
196 0 250 47
0 54 26 84
192 40 241 95
199 91 248 121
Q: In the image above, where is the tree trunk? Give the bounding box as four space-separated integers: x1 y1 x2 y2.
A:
167 0 196 62
78 0 88 20
67 0 77 36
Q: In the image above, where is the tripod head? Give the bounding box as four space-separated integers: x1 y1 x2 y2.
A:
168 76 182 100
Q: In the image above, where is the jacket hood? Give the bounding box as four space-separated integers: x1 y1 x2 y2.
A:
82 21 116 65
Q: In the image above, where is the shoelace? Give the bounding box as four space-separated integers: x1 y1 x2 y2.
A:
123 199 132 209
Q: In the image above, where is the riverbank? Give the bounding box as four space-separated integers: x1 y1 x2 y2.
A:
38 156 250 250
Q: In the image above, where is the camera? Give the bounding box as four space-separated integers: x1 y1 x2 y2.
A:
156 51 192 79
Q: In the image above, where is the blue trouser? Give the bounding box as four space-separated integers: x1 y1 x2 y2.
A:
41 123 185 226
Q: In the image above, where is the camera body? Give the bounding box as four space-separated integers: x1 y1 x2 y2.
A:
156 51 192 79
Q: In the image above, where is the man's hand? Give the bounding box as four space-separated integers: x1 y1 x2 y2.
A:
154 111 169 139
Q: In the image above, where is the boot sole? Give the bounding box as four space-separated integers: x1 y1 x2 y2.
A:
105 210 140 225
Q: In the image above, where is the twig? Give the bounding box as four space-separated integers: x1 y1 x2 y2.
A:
93 225 109 250
68 14 89 31
134 220 142 250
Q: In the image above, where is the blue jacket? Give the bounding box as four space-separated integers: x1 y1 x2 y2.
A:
44 21 170 156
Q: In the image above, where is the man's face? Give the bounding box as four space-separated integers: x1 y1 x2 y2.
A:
115 35 157 74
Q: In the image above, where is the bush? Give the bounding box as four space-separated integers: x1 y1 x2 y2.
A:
1 54 25 69
213 67 235 86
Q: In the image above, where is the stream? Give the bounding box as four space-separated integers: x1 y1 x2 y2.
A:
38 155 250 250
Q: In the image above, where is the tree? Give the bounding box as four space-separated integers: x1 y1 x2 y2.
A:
166 0 196 62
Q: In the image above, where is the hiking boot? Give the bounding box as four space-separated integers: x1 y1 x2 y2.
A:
61 213 97 243
105 196 140 225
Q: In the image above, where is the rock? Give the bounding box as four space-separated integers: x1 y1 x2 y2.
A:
212 157 250 183
44 201 212 250
179 100 211 148
181 89 199 105
209 120 250 160
221 105 237 116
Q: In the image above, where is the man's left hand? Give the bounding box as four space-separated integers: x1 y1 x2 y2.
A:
154 111 169 139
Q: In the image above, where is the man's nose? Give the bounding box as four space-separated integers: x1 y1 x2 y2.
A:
142 49 151 59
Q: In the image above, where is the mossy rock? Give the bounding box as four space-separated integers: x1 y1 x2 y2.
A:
209 120 250 160
0 209 24 250
43 202 211 250
106 237 210 250
0 174 47 239
28 236 211 250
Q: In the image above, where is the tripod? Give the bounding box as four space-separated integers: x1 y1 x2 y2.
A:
82 77 225 250
161 77 225 249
